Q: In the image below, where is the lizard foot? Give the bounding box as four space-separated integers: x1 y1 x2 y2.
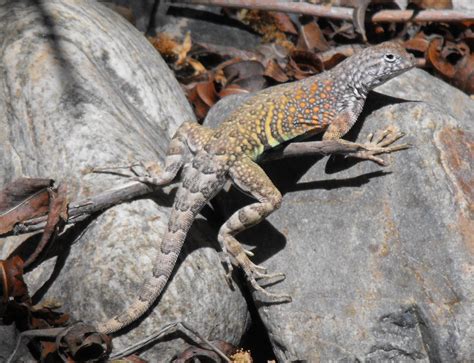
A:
93 160 178 187
220 237 291 303
87 160 164 183
128 161 167 185
352 125 410 166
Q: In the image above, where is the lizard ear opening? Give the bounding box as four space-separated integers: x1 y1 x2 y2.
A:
384 53 396 63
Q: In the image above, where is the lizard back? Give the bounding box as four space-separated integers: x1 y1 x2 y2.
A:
206 75 338 161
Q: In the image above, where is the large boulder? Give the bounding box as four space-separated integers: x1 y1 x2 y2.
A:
210 69 473 361
0 0 249 360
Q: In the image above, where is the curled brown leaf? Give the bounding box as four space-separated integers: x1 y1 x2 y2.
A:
405 36 430 54
287 49 324 79
264 59 289 82
196 81 218 108
223 60 265 84
57 323 112 362
297 22 330 52
219 83 250 98
427 38 456 78
427 38 474 92
187 81 216 120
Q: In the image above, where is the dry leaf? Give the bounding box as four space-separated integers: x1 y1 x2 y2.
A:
233 76 268 92
219 84 250 98
405 36 430 54
287 49 324 79
149 32 206 80
297 22 330 52
196 81 218 108
264 59 289 82
23 183 68 268
148 33 179 60
269 11 298 35
318 44 362 69
187 81 215 120
176 31 192 66
223 60 265 84
427 38 474 93
57 323 112 361
427 38 455 77
41 341 59 361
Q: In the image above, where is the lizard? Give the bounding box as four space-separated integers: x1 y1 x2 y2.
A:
97 41 415 335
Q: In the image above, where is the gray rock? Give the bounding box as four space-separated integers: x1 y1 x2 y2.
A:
210 69 474 361
0 325 35 362
0 0 249 360
376 68 474 123
453 0 474 11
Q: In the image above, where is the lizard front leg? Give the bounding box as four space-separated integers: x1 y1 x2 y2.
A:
218 156 291 303
323 112 409 165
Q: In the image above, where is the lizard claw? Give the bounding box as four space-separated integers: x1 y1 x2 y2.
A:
234 247 290 302
219 251 235 287
244 248 255 257
352 126 410 165
219 236 291 303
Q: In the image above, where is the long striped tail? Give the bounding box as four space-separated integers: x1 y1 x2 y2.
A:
97 164 219 334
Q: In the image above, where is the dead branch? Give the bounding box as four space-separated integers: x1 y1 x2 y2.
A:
4 138 404 237
171 0 474 23
109 321 231 361
6 181 159 236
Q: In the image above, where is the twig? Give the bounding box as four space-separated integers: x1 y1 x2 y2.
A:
170 0 474 23
109 321 231 361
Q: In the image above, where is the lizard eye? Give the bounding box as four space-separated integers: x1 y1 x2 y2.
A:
384 53 396 63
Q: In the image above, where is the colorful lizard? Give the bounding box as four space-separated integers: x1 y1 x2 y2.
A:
97 42 415 334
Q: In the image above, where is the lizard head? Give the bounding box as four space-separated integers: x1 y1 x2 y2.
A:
354 42 416 90
336 42 416 96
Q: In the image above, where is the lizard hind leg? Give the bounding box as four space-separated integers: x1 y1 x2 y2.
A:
218 156 292 303
134 122 213 186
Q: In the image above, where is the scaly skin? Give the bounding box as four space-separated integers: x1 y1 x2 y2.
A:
98 42 415 334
